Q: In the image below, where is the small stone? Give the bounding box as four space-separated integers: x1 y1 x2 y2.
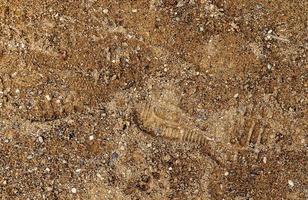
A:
234 93 239 98
89 135 94 141
288 180 294 188
97 173 103 179
15 89 20 94
11 72 18 77
71 188 77 194
111 75 117 80
168 167 172 171
38 136 44 143
76 169 81 173
224 171 229 176
263 157 267 164
45 95 52 101
163 155 171 162
132 9 138 13
45 167 50 172
103 9 108 14
111 152 119 160
176 0 185 7
267 64 272 70
46 187 53 192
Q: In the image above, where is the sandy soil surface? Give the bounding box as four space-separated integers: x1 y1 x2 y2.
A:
0 0 307 199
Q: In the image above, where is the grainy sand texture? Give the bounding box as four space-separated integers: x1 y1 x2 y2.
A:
0 0 307 199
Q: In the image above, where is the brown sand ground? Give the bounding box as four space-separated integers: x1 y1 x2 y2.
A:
0 0 307 199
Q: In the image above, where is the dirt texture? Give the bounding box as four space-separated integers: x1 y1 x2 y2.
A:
0 0 307 199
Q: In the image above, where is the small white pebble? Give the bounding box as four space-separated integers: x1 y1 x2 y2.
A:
168 167 172 171
267 64 272 70
11 72 18 77
147 143 152 148
132 9 138 13
89 135 94 141
111 75 117 80
265 35 272 40
71 188 77 194
45 167 50 172
76 169 81 173
288 180 294 187
263 157 267 164
3 180 7 185
163 68 168 72
15 89 20 94
38 136 44 143
97 173 102 179
234 93 239 98
45 95 52 101
224 171 229 176
103 9 108 14
20 43 26 49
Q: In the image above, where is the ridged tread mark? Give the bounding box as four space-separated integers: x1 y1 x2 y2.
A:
133 101 225 167
28 92 83 122
233 105 267 152
135 102 213 146
0 73 83 121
